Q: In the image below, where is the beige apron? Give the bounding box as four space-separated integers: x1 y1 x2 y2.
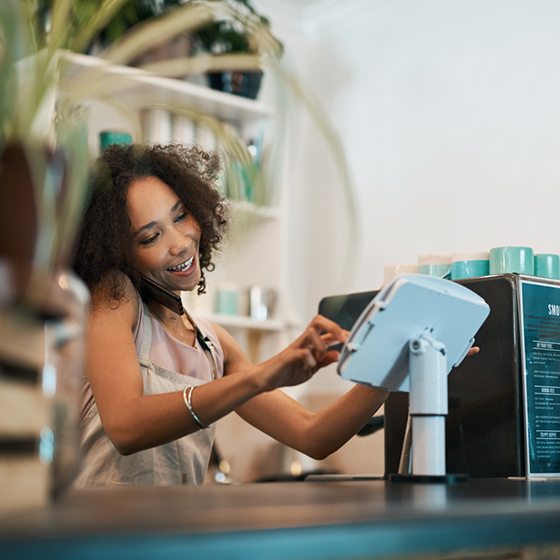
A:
74 303 217 486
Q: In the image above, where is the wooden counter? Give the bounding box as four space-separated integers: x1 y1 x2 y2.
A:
2 478 560 559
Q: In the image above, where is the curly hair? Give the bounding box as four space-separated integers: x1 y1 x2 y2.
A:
73 143 229 301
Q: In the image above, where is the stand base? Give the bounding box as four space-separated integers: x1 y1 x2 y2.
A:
389 473 469 484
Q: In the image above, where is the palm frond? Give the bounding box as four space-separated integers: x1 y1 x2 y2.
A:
137 52 263 77
99 2 218 66
46 0 74 58
0 0 36 146
52 102 90 263
70 0 132 54
271 65 361 289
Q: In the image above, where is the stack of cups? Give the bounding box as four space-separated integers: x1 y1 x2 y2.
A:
489 247 534 275
99 131 132 152
383 264 418 286
450 252 489 280
534 254 560 280
417 253 452 278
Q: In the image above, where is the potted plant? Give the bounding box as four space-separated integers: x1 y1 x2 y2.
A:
190 0 281 99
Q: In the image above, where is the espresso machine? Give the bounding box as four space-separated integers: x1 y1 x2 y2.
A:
319 273 560 479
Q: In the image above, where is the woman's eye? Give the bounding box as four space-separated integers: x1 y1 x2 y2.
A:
175 212 187 223
140 234 158 245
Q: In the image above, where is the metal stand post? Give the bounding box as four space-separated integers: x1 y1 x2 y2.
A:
390 334 468 484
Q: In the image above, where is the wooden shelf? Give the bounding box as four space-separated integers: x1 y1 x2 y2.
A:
230 200 281 220
61 52 274 123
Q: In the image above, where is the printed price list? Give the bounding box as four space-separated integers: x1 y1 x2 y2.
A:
521 281 560 475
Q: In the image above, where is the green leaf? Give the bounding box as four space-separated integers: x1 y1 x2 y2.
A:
99 2 217 65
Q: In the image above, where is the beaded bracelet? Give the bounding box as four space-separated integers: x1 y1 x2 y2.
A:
183 386 211 429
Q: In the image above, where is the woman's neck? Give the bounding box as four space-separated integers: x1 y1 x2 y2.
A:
147 300 194 332
147 300 197 348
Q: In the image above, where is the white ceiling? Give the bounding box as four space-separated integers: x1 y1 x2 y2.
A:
272 0 324 6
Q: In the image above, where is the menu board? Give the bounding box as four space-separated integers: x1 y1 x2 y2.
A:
519 279 560 478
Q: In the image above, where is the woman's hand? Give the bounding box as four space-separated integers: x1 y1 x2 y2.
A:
253 315 349 392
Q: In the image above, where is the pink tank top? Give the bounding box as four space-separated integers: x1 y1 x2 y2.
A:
133 301 224 382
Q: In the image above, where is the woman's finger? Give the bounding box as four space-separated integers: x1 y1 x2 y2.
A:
308 315 349 342
293 316 348 351
302 348 318 370
302 328 329 361
317 350 340 368
321 331 349 346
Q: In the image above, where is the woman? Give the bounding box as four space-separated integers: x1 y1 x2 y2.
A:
72 143 390 486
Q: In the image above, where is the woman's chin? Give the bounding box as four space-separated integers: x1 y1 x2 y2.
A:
166 270 200 292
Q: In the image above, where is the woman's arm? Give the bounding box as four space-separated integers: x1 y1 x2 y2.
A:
216 325 479 460
238 385 387 461
214 320 389 461
86 278 348 456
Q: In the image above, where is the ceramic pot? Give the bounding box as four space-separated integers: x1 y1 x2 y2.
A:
0 143 89 511
207 71 263 99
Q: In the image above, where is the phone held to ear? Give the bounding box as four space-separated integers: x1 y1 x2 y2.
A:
138 274 184 315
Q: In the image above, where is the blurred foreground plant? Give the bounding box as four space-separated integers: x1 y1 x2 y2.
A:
0 0 359 509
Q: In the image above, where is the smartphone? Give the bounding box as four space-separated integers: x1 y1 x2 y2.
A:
138 274 184 316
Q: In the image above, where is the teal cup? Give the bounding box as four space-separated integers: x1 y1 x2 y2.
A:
418 263 450 277
99 131 132 151
489 246 534 275
451 251 490 280
534 254 560 280
215 284 239 315
417 253 452 278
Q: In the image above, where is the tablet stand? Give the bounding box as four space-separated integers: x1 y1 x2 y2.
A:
337 275 489 483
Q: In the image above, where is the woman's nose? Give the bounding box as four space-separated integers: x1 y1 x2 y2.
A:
169 227 191 256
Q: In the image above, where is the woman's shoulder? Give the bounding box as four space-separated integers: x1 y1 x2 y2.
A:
90 270 140 327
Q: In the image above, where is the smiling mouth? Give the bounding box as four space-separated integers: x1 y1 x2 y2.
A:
167 255 194 272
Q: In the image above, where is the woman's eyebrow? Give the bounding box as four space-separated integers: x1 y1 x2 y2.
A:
132 200 183 238
133 221 156 238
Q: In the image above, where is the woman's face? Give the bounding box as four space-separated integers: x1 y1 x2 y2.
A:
126 176 201 295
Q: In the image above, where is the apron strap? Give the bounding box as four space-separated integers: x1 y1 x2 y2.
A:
138 302 153 363
185 310 219 381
